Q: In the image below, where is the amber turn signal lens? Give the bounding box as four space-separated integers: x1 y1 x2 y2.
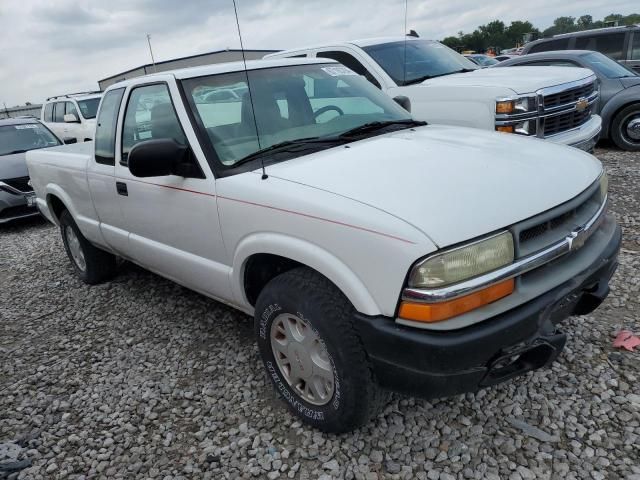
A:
496 125 515 133
496 101 514 114
399 278 515 323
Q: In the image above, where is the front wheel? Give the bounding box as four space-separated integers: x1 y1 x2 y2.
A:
59 210 117 284
254 267 387 433
611 104 640 151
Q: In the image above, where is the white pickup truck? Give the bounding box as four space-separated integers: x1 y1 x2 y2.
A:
27 58 620 433
266 37 602 151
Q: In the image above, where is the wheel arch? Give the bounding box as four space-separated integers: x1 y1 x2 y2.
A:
233 233 382 316
600 92 640 139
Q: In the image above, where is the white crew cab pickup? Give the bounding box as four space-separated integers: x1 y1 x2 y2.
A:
26 58 620 433
41 92 103 143
266 37 602 151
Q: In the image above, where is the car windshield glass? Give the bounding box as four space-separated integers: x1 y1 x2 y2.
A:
363 40 479 85
77 98 101 119
182 63 413 167
581 52 637 78
474 55 499 66
0 123 61 156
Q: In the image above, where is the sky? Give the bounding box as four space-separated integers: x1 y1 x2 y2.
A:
0 0 637 106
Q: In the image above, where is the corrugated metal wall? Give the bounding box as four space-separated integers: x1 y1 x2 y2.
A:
0 104 42 119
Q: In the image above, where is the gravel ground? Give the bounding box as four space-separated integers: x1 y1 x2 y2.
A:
1 147 639 480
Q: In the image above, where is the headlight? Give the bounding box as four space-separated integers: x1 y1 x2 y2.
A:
496 97 531 114
599 171 608 202
409 231 515 288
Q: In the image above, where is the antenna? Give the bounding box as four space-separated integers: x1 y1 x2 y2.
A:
146 34 157 72
402 0 408 86
232 0 267 180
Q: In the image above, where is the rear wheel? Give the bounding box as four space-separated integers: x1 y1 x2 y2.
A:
611 104 640 151
254 267 388 433
59 210 117 284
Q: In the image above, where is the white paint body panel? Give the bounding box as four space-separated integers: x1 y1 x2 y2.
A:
25 59 604 322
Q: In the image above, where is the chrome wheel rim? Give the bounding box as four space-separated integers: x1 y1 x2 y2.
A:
65 226 86 272
625 116 640 142
270 313 335 406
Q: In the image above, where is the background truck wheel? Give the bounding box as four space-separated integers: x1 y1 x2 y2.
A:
611 104 640 151
59 210 117 284
254 267 388 433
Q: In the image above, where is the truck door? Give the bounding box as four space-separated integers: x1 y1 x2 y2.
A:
113 80 231 300
87 87 130 254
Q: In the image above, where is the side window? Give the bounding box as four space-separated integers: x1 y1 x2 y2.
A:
121 83 187 163
316 51 382 88
94 88 125 166
53 102 65 122
528 38 570 54
65 102 79 119
43 103 53 122
523 60 580 68
631 33 640 60
575 33 625 60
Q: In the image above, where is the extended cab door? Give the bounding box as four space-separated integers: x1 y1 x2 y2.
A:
113 79 231 300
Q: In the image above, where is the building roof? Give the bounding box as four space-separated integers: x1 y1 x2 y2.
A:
98 48 278 84
103 57 337 89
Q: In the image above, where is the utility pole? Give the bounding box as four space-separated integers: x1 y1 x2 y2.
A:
146 34 157 72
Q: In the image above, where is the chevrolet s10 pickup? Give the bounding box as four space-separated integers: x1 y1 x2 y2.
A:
26 58 620 432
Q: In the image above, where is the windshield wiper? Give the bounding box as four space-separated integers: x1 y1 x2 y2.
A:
403 68 476 85
2 149 28 155
338 119 426 138
234 137 344 166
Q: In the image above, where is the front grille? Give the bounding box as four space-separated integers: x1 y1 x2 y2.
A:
544 107 592 136
543 82 595 109
0 204 37 220
517 188 602 257
2 176 32 193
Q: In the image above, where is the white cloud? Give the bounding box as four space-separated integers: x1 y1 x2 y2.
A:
0 0 637 105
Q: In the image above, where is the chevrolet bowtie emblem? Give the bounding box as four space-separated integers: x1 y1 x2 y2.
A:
567 226 586 251
576 97 589 112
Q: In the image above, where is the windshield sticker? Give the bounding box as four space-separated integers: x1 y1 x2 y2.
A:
322 66 357 76
14 124 39 129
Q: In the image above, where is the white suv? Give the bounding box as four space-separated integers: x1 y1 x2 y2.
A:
41 92 102 142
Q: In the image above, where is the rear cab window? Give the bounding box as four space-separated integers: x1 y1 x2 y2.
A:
316 51 382 88
43 103 53 122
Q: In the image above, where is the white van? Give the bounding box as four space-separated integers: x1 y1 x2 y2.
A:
40 92 102 142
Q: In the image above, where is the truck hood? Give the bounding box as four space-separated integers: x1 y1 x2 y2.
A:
0 152 28 180
422 66 594 94
265 126 602 248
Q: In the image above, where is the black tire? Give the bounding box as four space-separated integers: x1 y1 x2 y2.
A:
59 210 117 284
611 104 640 151
254 267 387 433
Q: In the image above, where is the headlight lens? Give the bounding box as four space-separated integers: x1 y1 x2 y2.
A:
409 231 515 288
496 97 531 114
599 171 608 202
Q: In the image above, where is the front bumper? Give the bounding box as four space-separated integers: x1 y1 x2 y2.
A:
545 115 602 152
0 189 39 224
354 221 621 399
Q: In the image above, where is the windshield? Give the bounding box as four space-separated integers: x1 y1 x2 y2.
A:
471 55 499 67
182 63 413 167
0 122 61 156
77 97 101 119
363 40 479 86
581 52 637 78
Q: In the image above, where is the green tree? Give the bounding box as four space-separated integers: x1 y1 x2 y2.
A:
577 15 593 29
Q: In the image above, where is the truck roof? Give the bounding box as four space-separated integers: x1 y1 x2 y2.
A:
105 57 337 90
264 36 430 57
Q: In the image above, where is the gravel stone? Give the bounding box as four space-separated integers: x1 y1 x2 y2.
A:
1 147 638 479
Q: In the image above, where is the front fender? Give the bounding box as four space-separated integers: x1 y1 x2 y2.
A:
600 88 640 138
231 232 382 316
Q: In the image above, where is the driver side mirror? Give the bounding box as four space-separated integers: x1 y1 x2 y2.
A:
128 139 204 179
64 113 80 123
63 137 77 145
393 96 411 112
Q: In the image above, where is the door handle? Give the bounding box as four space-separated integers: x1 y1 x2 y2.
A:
116 181 128 196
